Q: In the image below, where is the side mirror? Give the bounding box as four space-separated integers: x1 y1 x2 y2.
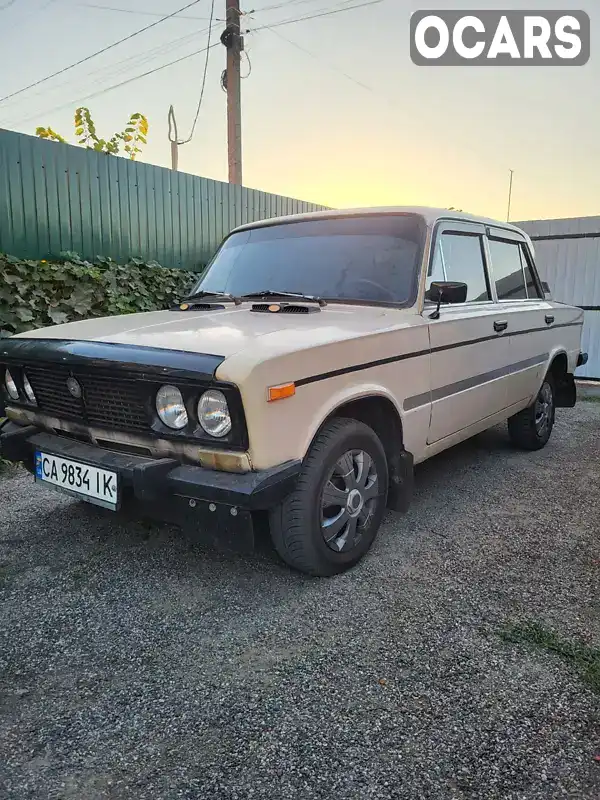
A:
426 281 468 304
426 281 467 319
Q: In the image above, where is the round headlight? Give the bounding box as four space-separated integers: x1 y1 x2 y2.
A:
197 390 232 438
23 373 37 405
156 385 188 430
4 369 19 401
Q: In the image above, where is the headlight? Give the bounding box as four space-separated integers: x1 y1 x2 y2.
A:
156 385 188 430
4 369 19 401
23 373 37 405
197 390 232 437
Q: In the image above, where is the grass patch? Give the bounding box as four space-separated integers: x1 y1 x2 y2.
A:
499 621 600 694
581 394 600 404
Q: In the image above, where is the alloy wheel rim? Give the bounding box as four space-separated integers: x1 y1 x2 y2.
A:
320 449 379 553
535 382 553 435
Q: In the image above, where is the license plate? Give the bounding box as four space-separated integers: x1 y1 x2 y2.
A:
34 451 119 511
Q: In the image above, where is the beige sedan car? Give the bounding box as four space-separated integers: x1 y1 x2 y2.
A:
1 207 587 576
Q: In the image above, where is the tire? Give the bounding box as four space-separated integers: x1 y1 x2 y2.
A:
508 374 555 451
269 417 389 577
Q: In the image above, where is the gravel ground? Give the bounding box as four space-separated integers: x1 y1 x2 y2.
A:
1 403 599 800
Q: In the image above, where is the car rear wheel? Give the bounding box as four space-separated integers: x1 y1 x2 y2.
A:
508 374 555 451
269 417 388 576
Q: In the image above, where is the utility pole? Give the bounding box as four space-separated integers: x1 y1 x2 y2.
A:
168 105 179 171
221 0 243 185
506 169 514 222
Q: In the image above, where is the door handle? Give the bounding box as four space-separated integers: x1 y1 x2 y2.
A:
494 320 508 333
545 314 555 325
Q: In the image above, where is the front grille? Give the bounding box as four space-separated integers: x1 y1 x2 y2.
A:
83 374 148 431
25 366 149 432
26 366 82 419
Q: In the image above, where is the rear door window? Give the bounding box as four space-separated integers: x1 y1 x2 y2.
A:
520 245 542 298
488 239 527 300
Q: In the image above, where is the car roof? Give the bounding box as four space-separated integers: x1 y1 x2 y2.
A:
231 205 530 239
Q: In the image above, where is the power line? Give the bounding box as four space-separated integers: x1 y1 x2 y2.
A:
246 0 384 33
6 41 221 128
0 0 208 104
75 0 339 19
256 0 336 12
77 2 212 21
78 25 213 86
263 24 375 92
20 0 58 15
5 0 383 126
0 0 57 33
241 48 251 79
171 0 216 143
256 0 362 14
0 24 216 113
10 0 378 115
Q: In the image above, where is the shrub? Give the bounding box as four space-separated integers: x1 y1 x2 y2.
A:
0 253 199 337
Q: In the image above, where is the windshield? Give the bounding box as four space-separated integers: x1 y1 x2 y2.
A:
193 214 426 306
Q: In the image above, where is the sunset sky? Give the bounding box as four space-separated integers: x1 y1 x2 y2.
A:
0 0 597 223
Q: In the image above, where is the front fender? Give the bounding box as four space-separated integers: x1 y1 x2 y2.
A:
301 383 405 458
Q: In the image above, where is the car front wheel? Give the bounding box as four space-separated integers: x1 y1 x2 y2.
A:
269 417 389 576
508 375 555 451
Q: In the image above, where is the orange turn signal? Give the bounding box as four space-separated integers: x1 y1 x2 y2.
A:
268 382 296 402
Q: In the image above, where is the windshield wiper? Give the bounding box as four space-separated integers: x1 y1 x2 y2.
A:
241 290 327 307
178 290 242 306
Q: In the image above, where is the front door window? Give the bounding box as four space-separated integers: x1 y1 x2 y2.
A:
427 232 490 302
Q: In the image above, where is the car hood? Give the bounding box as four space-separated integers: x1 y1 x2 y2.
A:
15 303 417 359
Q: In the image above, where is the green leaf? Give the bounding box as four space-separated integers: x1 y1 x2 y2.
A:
48 309 69 325
0 250 195 334
15 307 34 322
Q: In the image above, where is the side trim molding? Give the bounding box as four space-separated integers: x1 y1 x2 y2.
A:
403 355 548 411
295 322 581 388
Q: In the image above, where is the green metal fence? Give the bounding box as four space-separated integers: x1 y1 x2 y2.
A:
0 129 328 270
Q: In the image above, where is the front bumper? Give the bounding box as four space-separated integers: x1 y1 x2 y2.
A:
0 421 300 552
